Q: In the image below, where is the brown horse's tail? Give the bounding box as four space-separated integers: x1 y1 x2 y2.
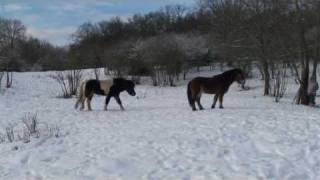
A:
75 81 86 109
187 81 194 107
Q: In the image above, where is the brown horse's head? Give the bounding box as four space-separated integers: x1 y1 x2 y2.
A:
233 69 246 85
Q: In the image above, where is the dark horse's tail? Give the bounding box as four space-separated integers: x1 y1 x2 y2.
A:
187 81 193 107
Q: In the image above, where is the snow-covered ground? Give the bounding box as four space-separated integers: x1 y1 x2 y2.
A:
1 70 320 180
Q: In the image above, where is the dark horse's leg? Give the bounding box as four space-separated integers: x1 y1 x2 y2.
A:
211 94 219 109
219 94 224 109
87 93 94 111
104 94 112 111
114 95 125 110
196 94 204 110
80 98 85 110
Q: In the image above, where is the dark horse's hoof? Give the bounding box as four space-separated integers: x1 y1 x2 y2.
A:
219 106 224 109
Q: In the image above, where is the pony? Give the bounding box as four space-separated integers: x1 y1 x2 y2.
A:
75 78 136 111
187 68 246 111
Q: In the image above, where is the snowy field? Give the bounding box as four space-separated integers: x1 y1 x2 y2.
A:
1 70 320 180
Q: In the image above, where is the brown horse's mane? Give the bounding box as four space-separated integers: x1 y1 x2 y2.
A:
214 68 242 77
212 68 243 83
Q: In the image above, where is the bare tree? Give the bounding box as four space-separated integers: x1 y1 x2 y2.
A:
272 63 288 102
141 34 185 86
0 19 26 88
293 0 314 105
0 57 5 90
175 33 209 79
93 68 101 80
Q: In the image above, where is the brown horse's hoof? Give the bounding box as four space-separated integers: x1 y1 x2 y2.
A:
219 106 224 109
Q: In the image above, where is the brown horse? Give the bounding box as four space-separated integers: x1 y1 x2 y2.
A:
187 68 246 111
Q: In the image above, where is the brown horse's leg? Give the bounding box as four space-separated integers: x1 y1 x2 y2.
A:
188 83 197 111
87 93 94 111
191 102 197 111
219 94 224 109
190 90 197 111
196 93 204 110
211 94 219 109
191 94 197 111
189 95 197 111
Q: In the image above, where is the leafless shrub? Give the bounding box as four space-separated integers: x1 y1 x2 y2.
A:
0 72 4 90
18 129 30 143
93 68 101 80
6 125 14 143
49 72 69 97
22 113 39 137
50 70 82 98
67 70 83 95
0 113 61 144
0 132 6 143
49 125 61 138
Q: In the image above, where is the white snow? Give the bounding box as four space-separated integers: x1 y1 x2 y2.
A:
1 70 320 180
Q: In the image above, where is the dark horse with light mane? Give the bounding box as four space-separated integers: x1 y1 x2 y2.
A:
187 68 246 111
75 78 136 111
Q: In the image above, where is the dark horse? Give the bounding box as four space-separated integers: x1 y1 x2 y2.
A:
187 68 246 111
75 78 136 111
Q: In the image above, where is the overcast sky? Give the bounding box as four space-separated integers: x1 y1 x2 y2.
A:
0 0 195 46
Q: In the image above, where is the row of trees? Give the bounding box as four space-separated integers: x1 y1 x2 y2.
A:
69 1 320 105
1 1 320 105
0 17 68 89
69 5 214 86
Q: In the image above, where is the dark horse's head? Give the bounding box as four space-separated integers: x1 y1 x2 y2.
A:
115 78 136 96
126 80 136 96
231 68 246 86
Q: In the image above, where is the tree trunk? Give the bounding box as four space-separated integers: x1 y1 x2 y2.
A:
94 68 100 80
311 59 318 79
296 59 309 105
6 71 12 88
169 75 175 87
197 66 200 72
257 64 265 80
295 0 311 105
262 61 270 95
